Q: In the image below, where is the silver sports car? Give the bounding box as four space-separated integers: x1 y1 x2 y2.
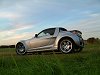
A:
16 27 84 55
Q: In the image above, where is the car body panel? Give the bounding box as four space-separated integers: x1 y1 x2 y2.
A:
54 31 80 48
28 35 56 51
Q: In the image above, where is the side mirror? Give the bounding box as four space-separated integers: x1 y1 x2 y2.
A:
35 34 38 38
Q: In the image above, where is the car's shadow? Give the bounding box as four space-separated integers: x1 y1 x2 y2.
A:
26 51 63 55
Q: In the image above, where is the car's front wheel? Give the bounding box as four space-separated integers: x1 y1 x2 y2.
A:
59 38 74 53
16 43 26 55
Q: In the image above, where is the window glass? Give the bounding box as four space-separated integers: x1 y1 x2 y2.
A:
38 32 45 37
59 28 67 32
38 28 55 37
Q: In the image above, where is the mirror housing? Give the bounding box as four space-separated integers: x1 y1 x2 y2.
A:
35 34 38 38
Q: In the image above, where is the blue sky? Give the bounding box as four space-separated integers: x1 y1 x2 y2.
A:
0 0 100 45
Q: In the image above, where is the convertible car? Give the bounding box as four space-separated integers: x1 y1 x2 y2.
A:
16 27 84 55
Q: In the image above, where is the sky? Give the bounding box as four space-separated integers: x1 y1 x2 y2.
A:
0 0 100 45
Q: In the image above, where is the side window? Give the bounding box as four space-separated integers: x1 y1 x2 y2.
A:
37 31 46 37
46 28 55 35
59 28 67 32
38 28 55 37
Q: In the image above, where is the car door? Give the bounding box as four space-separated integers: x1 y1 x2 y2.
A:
30 28 55 50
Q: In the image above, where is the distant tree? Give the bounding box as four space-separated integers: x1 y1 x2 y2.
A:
9 45 15 48
0 45 15 48
0 45 9 48
87 37 100 44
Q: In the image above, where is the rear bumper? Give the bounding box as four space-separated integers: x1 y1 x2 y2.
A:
76 39 84 48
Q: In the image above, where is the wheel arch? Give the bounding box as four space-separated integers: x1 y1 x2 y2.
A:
16 42 24 48
58 36 75 49
16 41 29 50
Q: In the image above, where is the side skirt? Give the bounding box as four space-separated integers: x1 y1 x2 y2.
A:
27 45 57 53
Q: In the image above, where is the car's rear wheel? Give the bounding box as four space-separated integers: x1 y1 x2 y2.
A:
59 38 74 53
74 47 83 53
16 43 26 55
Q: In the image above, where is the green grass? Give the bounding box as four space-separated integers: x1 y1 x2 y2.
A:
0 44 100 75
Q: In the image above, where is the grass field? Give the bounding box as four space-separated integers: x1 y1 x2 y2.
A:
0 44 100 75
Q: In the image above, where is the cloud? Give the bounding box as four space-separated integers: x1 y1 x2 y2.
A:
89 13 100 17
0 23 33 32
82 11 100 17
0 23 34 43
0 24 35 45
0 32 34 45
0 12 20 20
66 14 100 39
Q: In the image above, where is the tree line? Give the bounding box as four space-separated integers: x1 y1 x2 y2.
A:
86 37 100 44
0 45 15 48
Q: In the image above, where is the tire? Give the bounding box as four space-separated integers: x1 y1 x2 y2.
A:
59 38 74 53
16 43 26 55
74 41 84 53
74 47 83 53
